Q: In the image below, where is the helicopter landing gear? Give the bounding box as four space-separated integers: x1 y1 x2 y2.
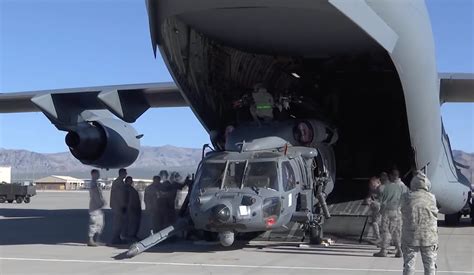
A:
306 174 332 245
308 216 324 245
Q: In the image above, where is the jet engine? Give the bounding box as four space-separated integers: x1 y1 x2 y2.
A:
64 118 140 168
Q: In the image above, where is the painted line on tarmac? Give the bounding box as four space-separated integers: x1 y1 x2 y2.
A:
0 257 473 274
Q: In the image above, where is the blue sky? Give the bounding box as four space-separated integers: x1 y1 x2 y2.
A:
0 0 473 153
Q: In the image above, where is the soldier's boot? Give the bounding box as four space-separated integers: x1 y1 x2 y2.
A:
373 249 388 257
87 237 98 247
394 238 402 258
93 233 104 246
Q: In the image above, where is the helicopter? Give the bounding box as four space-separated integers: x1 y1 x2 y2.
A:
127 119 338 256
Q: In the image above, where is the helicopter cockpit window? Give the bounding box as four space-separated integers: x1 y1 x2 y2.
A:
222 161 246 189
196 162 226 189
243 161 278 191
282 161 296 191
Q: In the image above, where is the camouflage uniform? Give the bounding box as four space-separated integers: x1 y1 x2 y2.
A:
380 209 401 249
368 188 381 241
125 183 141 240
110 178 128 243
144 182 160 233
88 179 105 240
374 178 407 257
401 172 438 275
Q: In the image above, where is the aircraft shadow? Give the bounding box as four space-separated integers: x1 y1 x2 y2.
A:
438 217 473 228
0 208 148 246
0 208 92 245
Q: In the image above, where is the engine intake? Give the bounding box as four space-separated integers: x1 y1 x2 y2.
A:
65 118 140 168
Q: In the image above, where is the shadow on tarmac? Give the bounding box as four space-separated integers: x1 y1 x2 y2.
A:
438 217 473 228
0 208 248 254
0 208 129 246
4 207 467 260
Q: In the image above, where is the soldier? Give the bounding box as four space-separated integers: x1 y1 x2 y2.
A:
110 168 128 244
154 170 186 230
87 169 106 247
164 171 186 226
373 169 408 257
124 176 141 242
144 175 161 233
250 83 274 122
366 176 382 243
401 171 438 275
380 172 390 185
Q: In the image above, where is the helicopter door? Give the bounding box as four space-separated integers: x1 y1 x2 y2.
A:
280 160 298 219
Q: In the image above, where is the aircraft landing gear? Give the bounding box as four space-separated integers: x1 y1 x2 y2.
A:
470 192 474 225
471 209 474 225
444 213 461 226
446 191 474 226
305 174 332 245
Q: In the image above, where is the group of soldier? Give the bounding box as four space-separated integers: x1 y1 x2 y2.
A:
365 169 439 275
86 168 190 247
86 165 438 274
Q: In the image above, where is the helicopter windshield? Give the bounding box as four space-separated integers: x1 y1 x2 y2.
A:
222 161 246 189
196 162 226 189
196 160 279 191
242 161 279 191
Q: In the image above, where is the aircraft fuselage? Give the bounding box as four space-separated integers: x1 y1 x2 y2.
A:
147 0 470 214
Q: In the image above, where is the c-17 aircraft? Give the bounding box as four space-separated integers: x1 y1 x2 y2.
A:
1 0 474 250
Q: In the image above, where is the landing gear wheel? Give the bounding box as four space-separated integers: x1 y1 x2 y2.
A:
24 197 30 203
309 225 323 245
16 196 23 204
0 196 5 203
445 213 461 226
470 209 474 225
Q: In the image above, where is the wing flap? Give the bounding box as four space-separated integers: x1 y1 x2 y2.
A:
0 82 187 122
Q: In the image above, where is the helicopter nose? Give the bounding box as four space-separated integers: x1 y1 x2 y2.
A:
212 204 231 223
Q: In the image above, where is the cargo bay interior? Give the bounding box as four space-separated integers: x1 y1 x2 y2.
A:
159 14 414 201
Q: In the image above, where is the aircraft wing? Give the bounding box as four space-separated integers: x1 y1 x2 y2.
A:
0 82 187 122
440 73 474 103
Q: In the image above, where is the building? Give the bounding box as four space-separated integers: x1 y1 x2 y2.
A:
0 167 11 183
34 175 85 190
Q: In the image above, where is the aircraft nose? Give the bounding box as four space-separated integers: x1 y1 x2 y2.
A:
212 204 231 223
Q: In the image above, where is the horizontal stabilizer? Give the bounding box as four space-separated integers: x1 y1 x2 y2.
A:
440 73 474 103
455 161 470 169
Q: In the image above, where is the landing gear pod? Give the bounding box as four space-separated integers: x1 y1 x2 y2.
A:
65 118 141 168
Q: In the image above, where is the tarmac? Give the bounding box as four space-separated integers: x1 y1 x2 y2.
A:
0 191 473 275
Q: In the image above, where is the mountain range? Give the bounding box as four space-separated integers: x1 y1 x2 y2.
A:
0 145 202 180
0 146 472 183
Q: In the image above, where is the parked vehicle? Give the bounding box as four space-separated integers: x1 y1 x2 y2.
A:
0 183 36 203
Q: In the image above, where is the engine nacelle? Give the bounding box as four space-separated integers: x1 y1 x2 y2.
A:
65 118 140 168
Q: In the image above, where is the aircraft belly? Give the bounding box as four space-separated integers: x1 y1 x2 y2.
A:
155 0 381 57
431 150 470 214
152 0 444 171
151 0 469 213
